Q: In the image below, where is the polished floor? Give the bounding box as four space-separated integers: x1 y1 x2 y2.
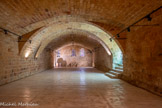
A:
0 68 162 108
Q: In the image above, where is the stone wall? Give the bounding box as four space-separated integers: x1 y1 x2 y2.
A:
122 24 162 95
0 32 51 85
54 45 93 67
94 46 112 72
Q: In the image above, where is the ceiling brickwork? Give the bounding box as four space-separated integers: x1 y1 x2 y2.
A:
46 34 101 50
0 0 161 35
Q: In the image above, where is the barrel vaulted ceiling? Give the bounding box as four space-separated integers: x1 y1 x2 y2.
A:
0 0 161 36
46 34 102 50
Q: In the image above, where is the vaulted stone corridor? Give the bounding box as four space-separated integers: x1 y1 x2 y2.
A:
0 0 162 107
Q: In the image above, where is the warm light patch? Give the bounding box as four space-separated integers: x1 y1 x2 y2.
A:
25 51 30 58
107 50 111 55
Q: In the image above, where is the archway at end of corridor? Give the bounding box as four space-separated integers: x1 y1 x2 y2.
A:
19 20 124 69
53 44 94 68
43 33 114 71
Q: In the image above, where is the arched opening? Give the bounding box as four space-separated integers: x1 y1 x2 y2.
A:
43 33 113 72
20 21 124 70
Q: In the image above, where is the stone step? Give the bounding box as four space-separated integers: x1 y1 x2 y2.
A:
114 63 123 67
115 67 123 70
111 69 123 73
109 70 121 76
105 73 118 79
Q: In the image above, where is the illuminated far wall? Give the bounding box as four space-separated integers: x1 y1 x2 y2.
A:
53 45 93 68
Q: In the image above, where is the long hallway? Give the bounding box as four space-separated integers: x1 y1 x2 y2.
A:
0 68 161 108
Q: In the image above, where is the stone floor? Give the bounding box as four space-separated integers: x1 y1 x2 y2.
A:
0 68 162 108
